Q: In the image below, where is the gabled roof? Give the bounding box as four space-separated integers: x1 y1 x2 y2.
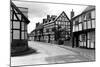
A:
72 6 95 20
82 6 95 13
11 2 30 24
54 11 71 22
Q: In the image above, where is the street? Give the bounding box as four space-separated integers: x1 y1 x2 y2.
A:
11 41 95 66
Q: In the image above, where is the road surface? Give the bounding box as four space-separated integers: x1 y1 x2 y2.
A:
11 41 93 66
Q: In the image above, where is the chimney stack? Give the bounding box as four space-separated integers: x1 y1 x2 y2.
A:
47 15 51 22
36 22 40 27
70 9 74 19
43 18 47 24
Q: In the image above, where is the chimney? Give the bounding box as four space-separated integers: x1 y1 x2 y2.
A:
70 9 74 19
51 15 57 21
47 15 51 22
36 22 40 27
43 18 47 24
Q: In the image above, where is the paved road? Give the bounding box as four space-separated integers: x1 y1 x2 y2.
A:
11 41 91 66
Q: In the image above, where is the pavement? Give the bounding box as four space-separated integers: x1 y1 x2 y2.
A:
11 41 95 66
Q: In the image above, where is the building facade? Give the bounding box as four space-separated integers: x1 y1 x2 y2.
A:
34 23 44 41
28 30 35 41
72 6 95 49
43 11 72 44
11 2 30 55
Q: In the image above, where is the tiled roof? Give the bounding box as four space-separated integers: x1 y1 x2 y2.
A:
72 6 95 19
82 6 95 13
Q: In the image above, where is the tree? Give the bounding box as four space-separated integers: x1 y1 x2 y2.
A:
52 25 67 44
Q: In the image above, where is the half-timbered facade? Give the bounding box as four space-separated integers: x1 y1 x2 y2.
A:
11 2 30 54
72 6 95 49
43 15 57 43
43 11 71 44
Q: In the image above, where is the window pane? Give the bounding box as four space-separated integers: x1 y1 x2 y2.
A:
79 16 82 22
73 26 75 32
13 21 20 29
92 20 95 28
21 32 24 39
82 34 86 41
13 30 20 39
91 10 95 19
22 22 24 30
83 22 86 29
75 26 78 31
87 20 91 29
68 22 70 25
79 23 82 30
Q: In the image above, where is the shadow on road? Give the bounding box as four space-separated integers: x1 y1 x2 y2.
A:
11 47 38 57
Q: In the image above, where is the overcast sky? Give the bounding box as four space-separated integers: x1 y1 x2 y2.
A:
12 0 95 33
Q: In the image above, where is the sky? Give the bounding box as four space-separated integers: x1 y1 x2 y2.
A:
12 0 95 33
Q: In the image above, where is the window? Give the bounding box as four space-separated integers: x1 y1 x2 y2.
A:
81 34 86 41
92 20 95 28
79 23 82 30
75 18 79 25
21 22 24 30
86 12 91 20
75 25 78 31
87 20 91 29
79 16 82 22
13 21 20 29
13 30 20 39
83 22 87 29
73 26 75 32
91 10 95 19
